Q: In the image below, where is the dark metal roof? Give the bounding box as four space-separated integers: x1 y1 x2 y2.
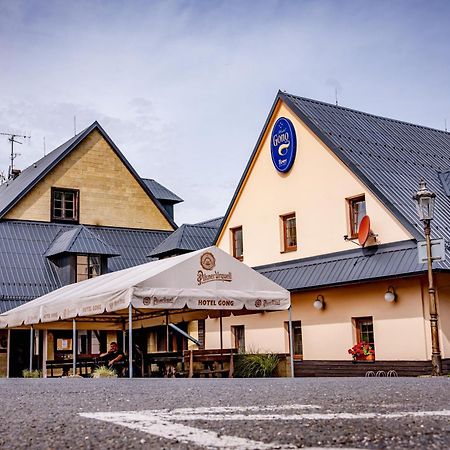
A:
255 240 450 292
142 179 183 204
215 91 450 246
195 217 224 227
148 219 222 258
0 220 171 309
45 225 120 257
0 122 177 229
282 92 450 241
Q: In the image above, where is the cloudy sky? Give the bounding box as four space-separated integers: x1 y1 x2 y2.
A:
0 0 449 224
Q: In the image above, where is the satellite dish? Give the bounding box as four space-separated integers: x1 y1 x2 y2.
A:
358 215 371 246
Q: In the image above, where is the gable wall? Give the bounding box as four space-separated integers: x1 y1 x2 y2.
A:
217 101 412 267
4 130 173 230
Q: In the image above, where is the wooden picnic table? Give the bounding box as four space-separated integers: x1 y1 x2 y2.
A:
183 348 236 378
145 352 184 377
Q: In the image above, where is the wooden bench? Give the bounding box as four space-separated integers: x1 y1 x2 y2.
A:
46 358 96 378
183 349 236 378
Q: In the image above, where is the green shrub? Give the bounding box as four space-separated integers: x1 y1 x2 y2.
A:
235 352 280 378
92 366 118 378
22 369 41 378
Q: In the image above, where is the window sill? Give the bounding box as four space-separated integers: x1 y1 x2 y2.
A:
281 247 297 254
51 218 79 224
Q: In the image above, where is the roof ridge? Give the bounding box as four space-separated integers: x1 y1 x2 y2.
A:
196 216 224 225
282 91 450 136
184 223 218 230
66 225 84 253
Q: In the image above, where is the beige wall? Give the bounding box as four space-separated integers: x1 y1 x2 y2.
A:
436 273 450 358
206 277 434 361
5 129 173 231
217 101 411 267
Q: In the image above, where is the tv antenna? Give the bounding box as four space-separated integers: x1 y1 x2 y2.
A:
0 131 31 179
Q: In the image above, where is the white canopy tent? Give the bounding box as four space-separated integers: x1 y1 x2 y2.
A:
0 246 294 377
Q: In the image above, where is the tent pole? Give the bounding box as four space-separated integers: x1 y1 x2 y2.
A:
42 330 48 378
288 306 295 378
128 304 133 378
29 326 33 372
72 319 77 376
6 329 10 378
219 311 223 351
122 323 126 353
165 311 170 352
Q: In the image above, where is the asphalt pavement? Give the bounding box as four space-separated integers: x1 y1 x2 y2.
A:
0 377 448 449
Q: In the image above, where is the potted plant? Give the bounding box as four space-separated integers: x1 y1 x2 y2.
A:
348 342 375 362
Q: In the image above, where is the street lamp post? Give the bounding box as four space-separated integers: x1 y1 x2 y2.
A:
413 179 442 376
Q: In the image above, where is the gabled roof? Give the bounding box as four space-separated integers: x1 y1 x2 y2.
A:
256 240 450 292
148 217 223 258
0 122 177 229
45 225 120 257
142 179 183 204
0 220 171 312
215 91 450 245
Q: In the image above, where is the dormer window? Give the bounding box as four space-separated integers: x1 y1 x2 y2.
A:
51 188 79 223
76 255 101 282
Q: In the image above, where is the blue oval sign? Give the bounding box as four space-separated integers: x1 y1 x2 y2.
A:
270 117 297 173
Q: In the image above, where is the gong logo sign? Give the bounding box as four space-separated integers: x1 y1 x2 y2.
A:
270 117 297 173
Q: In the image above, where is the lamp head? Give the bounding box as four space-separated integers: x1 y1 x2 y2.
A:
413 179 435 222
384 286 396 303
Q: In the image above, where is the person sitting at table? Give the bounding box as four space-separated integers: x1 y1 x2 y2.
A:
98 342 124 373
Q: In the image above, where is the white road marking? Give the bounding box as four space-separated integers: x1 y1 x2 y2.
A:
80 404 450 449
81 410 278 449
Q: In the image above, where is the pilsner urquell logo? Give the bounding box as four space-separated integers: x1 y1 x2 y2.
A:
197 252 232 285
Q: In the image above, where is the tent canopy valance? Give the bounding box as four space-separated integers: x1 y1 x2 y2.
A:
0 246 290 329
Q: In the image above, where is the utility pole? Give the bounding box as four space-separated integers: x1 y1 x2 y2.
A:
0 132 31 179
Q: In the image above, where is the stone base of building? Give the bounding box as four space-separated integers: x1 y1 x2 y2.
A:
294 358 450 377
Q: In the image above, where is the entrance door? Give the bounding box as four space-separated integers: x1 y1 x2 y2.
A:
9 330 31 377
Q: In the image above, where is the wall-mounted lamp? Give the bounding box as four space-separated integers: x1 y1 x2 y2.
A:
313 295 325 310
384 286 397 303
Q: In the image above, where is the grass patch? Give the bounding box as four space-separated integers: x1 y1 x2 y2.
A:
235 352 280 378
92 366 118 378
22 369 41 378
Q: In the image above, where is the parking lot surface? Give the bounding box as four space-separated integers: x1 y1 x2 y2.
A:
0 377 448 449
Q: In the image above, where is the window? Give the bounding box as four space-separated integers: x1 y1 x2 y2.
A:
348 195 366 237
76 255 101 282
286 320 303 357
354 317 375 359
231 226 243 260
281 213 297 252
52 188 79 222
231 325 245 353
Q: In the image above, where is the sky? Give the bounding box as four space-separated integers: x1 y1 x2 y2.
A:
0 0 449 224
